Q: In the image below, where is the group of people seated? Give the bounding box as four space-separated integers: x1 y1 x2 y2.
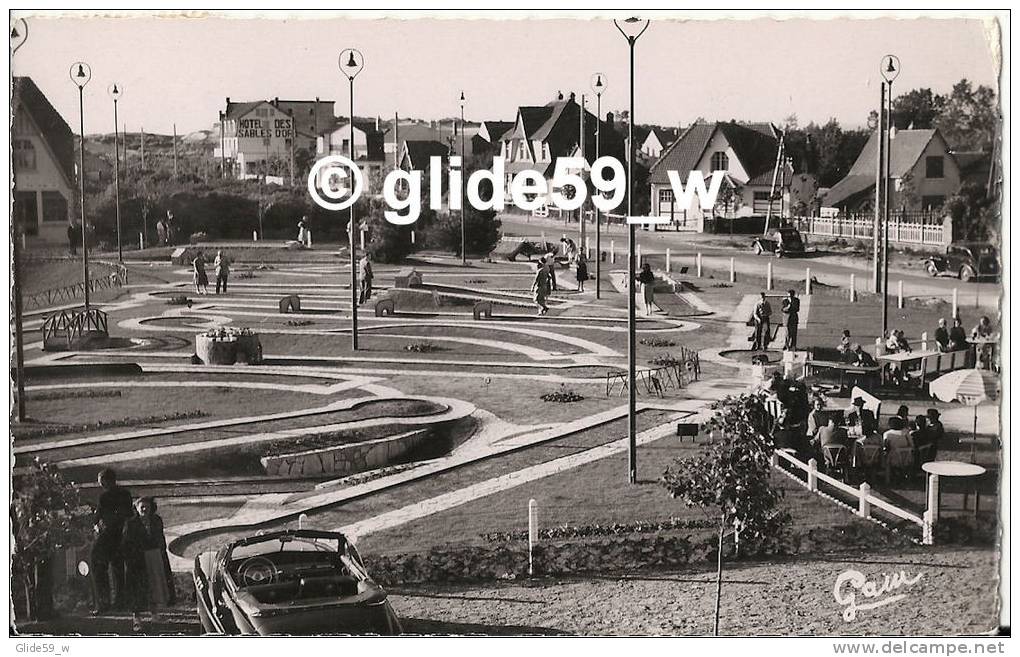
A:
835 331 877 367
805 396 946 478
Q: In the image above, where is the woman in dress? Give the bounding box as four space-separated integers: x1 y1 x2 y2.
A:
532 259 551 315
121 497 172 632
637 263 656 316
575 252 589 293
192 253 209 295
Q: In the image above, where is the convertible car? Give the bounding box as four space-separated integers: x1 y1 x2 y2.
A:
193 529 402 635
923 242 999 282
752 226 806 257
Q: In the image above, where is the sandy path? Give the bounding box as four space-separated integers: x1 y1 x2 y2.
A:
389 547 1001 636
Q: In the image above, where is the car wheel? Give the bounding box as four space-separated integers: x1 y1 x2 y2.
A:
754 242 764 255
925 262 939 277
959 266 975 283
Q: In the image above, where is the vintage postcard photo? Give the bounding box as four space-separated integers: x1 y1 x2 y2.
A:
7 8 1008 643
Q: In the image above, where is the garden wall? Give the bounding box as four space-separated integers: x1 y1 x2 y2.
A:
260 428 430 477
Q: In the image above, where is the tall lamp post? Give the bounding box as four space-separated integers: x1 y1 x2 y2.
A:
108 83 123 262
880 55 900 336
12 18 29 422
459 91 467 265
71 61 92 310
340 48 364 351
614 17 649 485
590 72 607 299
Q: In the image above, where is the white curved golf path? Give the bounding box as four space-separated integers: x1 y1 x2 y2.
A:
49 396 475 470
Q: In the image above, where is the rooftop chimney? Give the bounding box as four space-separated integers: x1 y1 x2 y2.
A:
606 111 615 130
226 97 231 104
557 90 563 101
274 97 279 105
569 92 575 103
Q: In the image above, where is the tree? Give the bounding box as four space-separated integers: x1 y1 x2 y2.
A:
935 79 999 151
425 205 502 258
660 393 791 635
891 87 943 130
11 459 94 620
945 181 999 243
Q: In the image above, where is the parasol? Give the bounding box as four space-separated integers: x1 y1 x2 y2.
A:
929 367 999 454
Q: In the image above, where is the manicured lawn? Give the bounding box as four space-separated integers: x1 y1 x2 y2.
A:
175 410 678 557
357 434 870 557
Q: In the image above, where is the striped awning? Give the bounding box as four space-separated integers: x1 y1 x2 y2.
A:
929 367 999 405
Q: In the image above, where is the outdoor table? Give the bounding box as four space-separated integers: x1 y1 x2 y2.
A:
922 460 986 521
876 349 939 385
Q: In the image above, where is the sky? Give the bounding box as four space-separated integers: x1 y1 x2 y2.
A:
11 11 1002 136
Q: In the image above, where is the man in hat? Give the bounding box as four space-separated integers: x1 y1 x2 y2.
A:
752 292 772 351
848 343 876 367
926 408 945 460
844 396 876 437
781 289 800 351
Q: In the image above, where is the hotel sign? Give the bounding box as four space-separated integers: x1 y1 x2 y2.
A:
237 117 293 139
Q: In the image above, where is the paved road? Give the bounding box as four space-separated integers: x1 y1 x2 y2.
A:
499 215 1001 311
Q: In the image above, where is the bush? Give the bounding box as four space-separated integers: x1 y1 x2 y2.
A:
424 206 502 258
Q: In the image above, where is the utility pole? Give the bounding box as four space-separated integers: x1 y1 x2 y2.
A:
140 126 145 170
109 84 123 261
288 109 295 186
882 79 894 336
172 123 179 179
579 93 586 247
873 82 885 294
219 110 226 179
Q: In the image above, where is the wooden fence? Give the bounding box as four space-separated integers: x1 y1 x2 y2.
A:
793 212 949 247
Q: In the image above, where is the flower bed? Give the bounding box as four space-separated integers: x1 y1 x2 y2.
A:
14 410 207 440
639 337 677 348
195 327 262 365
540 385 584 403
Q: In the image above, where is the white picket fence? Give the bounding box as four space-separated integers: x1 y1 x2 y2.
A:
796 213 949 247
771 448 932 544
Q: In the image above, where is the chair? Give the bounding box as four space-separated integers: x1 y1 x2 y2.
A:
884 447 916 483
856 443 884 470
822 444 849 478
915 443 936 465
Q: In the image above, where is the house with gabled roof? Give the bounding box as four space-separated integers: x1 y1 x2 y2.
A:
648 121 793 230
500 92 625 205
639 126 678 161
12 77 76 245
823 129 962 213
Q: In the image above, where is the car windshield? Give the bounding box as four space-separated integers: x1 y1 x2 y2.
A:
230 535 340 560
972 245 996 256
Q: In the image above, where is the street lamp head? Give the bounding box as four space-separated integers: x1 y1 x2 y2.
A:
880 54 900 83
614 17 650 43
108 83 123 101
339 48 364 80
590 72 607 96
69 61 91 88
460 90 466 107
10 18 27 55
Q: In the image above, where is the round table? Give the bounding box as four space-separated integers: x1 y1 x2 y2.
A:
922 461 987 520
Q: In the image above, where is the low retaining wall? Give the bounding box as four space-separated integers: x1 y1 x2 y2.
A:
260 428 430 477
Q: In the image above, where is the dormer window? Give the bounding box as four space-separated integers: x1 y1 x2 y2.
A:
710 151 729 172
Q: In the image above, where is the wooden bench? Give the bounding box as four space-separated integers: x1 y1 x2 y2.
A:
473 300 493 320
375 298 395 317
278 294 301 313
394 268 423 288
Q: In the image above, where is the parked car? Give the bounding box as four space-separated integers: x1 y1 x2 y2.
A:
505 240 566 262
752 226 806 257
923 242 1000 282
194 529 402 635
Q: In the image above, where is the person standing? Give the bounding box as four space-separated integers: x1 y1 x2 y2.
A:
637 262 656 316
297 216 308 243
121 497 171 633
214 250 231 294
155 217 167 247
90 469 133 615
781 289 800 351
164 211 175 246
357 253 374 305
532 259 551 315
575 251 589 293
926 409 946 460
67 222 78 255
192 252 209 295
752 292 772 351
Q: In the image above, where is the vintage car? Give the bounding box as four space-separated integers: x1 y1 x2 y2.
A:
505 240 567 262
194 529 402 635
751 226 806 257
923 242 1000 282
